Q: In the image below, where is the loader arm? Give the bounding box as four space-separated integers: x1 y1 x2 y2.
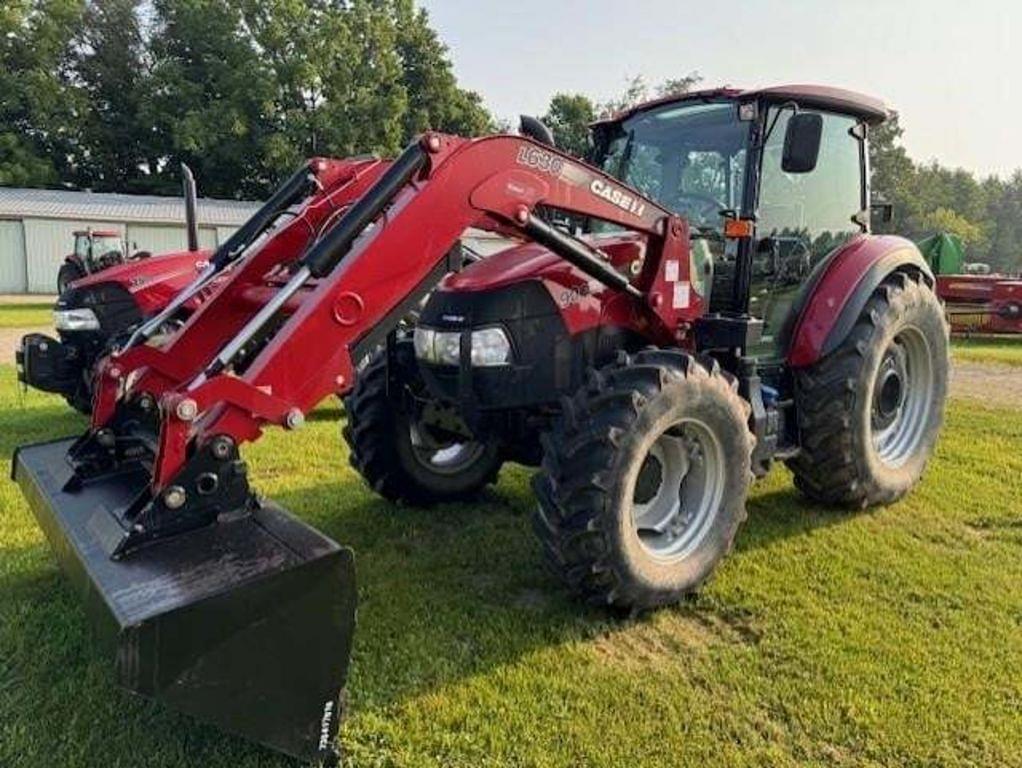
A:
143 133 692 488
90 156 392 426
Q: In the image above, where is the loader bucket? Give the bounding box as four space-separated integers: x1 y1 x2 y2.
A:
12 437 357 762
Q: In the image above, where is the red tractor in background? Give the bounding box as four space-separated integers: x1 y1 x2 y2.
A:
55 168 208 293
13 85 949 763
56 228 147 293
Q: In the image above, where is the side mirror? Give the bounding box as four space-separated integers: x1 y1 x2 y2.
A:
781 112 823 173
870 202 894 224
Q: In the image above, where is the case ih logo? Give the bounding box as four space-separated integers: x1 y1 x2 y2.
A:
590 179 646 218
516 146 564 176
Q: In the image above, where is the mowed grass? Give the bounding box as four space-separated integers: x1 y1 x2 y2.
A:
1 364 1021 768
951 335 1022 367
0 302 53 329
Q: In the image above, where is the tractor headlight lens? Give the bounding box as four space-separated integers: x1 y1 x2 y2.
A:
413 327 461 365
413 326 512 367
53 308 100 331
434 332 462 366
413 327 435 360
470 327 511 367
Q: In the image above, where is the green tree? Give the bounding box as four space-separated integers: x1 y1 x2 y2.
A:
392 0 490 139
917 207 985 246
144 0 278 197
72 0 151 191
541 93 595 158
0 0 85 187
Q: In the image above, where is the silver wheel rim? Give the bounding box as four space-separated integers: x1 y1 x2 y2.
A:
408 423 486 476
870 326 934 469
631 418 725 562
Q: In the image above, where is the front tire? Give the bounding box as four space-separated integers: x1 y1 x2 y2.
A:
343 350 503 505
787 270 949 507
533 349 753 610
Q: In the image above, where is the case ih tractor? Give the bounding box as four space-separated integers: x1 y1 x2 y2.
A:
57 228 143 293
12 85 949 763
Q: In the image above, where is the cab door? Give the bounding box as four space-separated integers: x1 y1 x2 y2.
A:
749 109 866 357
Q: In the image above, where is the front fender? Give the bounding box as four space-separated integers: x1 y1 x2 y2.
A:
786 235 933 368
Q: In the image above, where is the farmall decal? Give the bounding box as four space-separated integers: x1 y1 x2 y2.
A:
590 179 646 218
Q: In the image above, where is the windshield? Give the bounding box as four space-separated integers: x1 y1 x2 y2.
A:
91 235 123 257
592 100 749 232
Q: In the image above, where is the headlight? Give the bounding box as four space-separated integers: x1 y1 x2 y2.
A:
434 331 462 366
469 327 511 366
413 326 512 367
53 308 100 331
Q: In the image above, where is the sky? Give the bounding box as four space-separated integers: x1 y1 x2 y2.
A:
420 0 1020 179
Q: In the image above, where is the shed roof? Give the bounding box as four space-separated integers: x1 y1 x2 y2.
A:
0 187 260 227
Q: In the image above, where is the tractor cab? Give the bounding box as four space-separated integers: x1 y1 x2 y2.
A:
59 229 133 292
588 85 887 356
73 229 127 269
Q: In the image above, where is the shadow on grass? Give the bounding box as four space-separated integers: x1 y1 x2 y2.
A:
0 464 853 767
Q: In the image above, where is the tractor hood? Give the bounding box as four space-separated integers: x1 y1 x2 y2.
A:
70 248 213 315
443 232 645 294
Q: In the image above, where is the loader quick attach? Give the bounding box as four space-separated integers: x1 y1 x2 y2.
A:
13 85 950 762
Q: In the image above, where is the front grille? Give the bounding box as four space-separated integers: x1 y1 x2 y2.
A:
59 282 143 334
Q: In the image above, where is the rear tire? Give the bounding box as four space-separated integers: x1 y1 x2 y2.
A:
57 262 85 294
533 349 753 609
787 270 949 507
343 350 502 505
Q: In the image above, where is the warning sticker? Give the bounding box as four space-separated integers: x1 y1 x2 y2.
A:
664 260 680 282
672 281 691 309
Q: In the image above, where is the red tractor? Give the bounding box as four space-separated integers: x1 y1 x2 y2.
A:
13 85 949 763
56 228 144 293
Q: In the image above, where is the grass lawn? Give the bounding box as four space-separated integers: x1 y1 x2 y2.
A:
951 335 1022 367
1 364 1021 767
0 302 53 329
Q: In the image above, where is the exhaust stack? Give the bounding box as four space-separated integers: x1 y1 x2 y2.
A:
182 163 199 252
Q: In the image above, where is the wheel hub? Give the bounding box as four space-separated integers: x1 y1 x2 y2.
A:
870 327 935 469
408 403 486 475
632 420 724 562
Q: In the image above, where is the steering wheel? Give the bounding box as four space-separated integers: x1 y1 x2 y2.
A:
672 193 727 226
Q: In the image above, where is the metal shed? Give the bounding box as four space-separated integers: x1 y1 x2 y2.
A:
0 187 260 293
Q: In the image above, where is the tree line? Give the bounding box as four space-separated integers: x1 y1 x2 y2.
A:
3 3 1020 272
0 0 490 198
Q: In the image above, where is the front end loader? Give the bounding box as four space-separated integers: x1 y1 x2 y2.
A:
12 84 950 762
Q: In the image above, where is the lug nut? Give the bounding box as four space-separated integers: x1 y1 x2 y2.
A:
163 486 187 510
284 408 305 430
175 398 199 421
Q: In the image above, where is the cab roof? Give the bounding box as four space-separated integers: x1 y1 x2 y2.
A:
597 84 889 127
74 229 121 237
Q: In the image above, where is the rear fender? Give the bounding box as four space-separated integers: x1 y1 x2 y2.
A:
786 235 934 368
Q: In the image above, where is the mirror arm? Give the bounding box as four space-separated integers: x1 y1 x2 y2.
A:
759 100 800 147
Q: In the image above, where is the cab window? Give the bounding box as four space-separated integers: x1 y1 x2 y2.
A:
74 235 90 258
749 110 864 353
